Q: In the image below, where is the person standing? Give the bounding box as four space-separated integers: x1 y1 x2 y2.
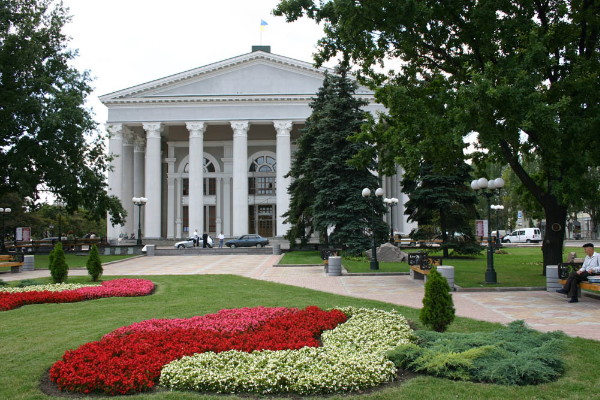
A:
202 232 208 248
193 229 199 247
218 232 225 248
557 243 600 303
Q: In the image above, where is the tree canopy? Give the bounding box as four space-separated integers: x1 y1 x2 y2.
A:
274 0 600 267
0 0 125 224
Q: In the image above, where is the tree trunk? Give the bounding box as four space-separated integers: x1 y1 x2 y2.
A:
439 208 449 258
541 203 568 276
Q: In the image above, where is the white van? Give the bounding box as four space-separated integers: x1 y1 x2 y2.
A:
502 228 542 243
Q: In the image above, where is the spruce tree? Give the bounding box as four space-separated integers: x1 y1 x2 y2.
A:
49 242 69 284
86 245 103 282
420 268 455 332
284 63 387 255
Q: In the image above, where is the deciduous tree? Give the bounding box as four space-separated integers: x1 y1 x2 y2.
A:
0 0 125 225
274 0 600 269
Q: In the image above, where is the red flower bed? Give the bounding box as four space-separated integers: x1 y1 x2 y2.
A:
50 306 347 395
0 279 154 311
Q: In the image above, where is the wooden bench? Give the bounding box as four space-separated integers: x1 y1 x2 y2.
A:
558 262 600 297
408 253 443 281
0 254 24 273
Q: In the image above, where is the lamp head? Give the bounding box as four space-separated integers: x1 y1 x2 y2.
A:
375 188 384 197
361 188 371 198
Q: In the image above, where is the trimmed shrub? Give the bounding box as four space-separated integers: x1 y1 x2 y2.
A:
49 242 69 283
86 245 103 281
16 279 43 288
419 268 455 332
386 320 566 385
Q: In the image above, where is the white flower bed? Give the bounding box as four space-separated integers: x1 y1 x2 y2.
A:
160 307 414 395
0 283 95 293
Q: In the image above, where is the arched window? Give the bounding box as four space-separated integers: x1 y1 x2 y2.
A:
182 157 217 196
249 155 276 195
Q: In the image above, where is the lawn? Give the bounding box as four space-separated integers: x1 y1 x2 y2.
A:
281 247 582 288
0 274 598 399
0 253 138 273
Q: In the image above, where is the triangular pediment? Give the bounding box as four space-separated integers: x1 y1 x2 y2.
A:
99 51 360 103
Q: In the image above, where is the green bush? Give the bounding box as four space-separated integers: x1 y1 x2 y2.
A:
386 321 566 385
0 279 6 287
86 245 103 281
49 242 69 283
419 268 455 332
16 279 43 288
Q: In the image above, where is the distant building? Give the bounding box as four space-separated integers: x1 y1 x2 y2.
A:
100 47 415 240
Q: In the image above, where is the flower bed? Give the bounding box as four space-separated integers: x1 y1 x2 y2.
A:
0 279 154 311
49 306 414 396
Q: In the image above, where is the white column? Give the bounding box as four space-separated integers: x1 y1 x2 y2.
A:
231 121 249 236
143 122 162 239
133 134 146 240
222 144 233 236
121 128 134 237
186 122 206 235
274 120 293 237
106 124 124 240
166 156 176 239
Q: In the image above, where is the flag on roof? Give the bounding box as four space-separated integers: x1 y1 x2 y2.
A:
260 19 268 26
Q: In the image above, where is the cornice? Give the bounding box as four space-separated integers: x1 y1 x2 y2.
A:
101 93 377 106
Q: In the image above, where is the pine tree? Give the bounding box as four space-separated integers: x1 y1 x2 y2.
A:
284 63 387 255
86 245 103 282
49 242 69 284
403 162 480 257
420 268 455 332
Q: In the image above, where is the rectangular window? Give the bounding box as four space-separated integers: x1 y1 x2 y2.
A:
203 178 216 195
249 177 275 195
182 179 189 196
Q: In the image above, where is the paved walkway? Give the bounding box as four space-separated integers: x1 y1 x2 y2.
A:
3 254 599 341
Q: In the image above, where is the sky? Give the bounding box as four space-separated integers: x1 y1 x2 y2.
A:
60 0 328 125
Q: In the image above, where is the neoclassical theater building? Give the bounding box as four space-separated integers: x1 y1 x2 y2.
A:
100 46 415 241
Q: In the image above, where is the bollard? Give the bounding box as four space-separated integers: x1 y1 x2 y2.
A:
437 266 455 290
327 256 342 276
22 255 34 272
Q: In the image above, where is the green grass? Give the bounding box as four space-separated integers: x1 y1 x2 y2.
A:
0 254 138 273
0 274 598 399
281 247 583 288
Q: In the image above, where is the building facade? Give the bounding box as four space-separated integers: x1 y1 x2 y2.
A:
100 47 415 240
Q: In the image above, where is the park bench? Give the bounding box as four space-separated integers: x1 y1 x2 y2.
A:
0 254 24 273
558 262 600 296
408 253 443 281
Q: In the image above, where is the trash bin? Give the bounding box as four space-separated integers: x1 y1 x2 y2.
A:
273 244 281 255
22 255 34 272
327 256 342 276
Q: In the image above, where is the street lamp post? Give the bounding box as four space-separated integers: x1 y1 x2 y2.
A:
491 204 505 247
132 197 148 246
0 208 11 254
471 177 505 284
362 187 384 270
383 197 399 243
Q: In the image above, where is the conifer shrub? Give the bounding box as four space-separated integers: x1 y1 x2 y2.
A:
386 320 566 385
86 245 103 282
419 268 455 332
49 242 69 283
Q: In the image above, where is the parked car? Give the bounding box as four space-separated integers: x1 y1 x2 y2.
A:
174 236 213 249
502 228 542 243
225 234 269 248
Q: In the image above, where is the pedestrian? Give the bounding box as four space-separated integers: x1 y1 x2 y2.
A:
193 229 199 247
218 232 225 248
557 242 600 303
202 232 208 248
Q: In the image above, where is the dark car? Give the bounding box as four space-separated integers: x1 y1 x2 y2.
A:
225 234 269 248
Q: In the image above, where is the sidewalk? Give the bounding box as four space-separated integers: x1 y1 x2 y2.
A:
2 254 599 341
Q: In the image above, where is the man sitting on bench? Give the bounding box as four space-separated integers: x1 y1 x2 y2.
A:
557 243 600 303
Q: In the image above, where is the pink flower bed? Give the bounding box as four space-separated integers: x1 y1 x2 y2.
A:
50 306 347 395
0 279 154 311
